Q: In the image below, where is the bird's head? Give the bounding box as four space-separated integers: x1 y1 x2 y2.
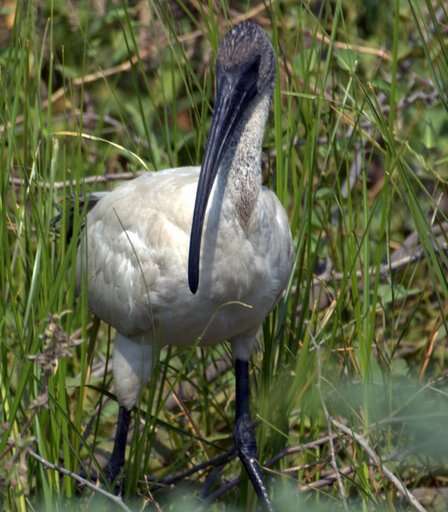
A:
188 21 276 294
215 21 275 100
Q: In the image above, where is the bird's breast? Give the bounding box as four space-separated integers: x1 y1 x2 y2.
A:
78 167 292 347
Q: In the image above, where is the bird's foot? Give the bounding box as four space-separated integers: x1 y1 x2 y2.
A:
234 414 275 512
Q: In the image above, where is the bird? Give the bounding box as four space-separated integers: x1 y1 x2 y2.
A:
76 20 293 510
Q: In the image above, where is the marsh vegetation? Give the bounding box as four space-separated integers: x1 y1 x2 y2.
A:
1 1 448 510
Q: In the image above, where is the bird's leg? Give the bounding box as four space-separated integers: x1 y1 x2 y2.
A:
234 359 274 512
103 406 132 483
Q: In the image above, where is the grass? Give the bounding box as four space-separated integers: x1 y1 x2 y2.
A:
1 0 448 510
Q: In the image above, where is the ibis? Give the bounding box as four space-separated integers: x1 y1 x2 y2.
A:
77 20 293 509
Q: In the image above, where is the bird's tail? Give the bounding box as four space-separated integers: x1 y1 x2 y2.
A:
51 192 108 244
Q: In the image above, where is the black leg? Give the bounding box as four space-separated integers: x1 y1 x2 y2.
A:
103 406 132 483
234 359 274 512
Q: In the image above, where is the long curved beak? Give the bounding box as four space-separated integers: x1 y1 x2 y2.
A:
188 74 256 294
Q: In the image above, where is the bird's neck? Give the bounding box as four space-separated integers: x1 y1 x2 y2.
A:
217 92 271 228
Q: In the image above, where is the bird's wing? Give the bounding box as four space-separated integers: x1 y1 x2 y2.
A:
250 188 293 306
76 167 200 336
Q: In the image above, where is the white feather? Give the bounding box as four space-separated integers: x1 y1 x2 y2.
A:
77 92 293 409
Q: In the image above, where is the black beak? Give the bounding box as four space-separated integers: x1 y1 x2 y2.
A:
188 69 258 294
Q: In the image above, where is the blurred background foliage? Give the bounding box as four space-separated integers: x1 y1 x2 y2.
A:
1 0 448 510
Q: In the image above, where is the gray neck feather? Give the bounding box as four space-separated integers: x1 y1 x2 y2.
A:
217 92 271 228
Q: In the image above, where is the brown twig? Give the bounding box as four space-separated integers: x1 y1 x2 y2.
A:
147 448 236 488
9 172 143 190
171 391 211 459
310 30 391 61
419 322 442 382
314 338 348 509
27 448 132 512
319 239 448 285
299 466 355 491
264 434 338 466
203 435 340 502
165 357 232 411
331 419 428 512
9 6 269 129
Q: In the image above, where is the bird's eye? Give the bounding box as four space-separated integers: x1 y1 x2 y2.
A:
244 56 261 83
236 55 261 93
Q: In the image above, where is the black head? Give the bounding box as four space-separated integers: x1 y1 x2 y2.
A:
216 21 275 97
188 22 275 294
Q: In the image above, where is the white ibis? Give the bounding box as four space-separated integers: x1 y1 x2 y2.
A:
77 20 293 509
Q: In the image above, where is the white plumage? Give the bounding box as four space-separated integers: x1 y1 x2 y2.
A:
76 21 292 507
78 104 292 409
